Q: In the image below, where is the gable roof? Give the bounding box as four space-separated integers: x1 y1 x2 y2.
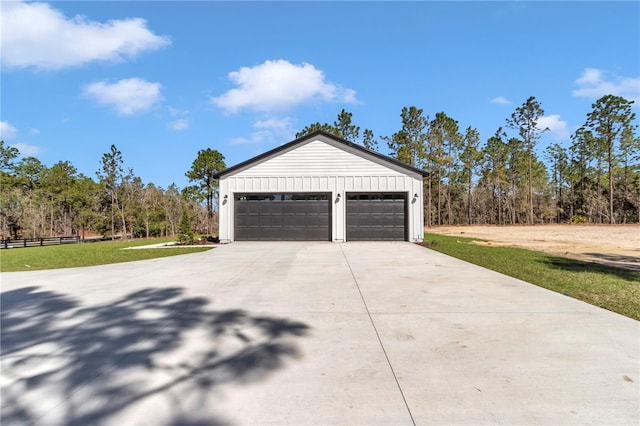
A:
213 130 428 178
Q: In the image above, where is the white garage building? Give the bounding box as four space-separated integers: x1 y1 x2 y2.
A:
214 130 426 243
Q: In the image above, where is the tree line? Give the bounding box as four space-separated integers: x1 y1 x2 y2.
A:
1 93 637 240
299 95 638 225
0 142 226 240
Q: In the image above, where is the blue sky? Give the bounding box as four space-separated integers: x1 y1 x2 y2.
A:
2 1 639 189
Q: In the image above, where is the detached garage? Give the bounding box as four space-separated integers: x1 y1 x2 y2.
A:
215 130 426 243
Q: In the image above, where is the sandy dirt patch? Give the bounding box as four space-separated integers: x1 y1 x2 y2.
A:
426 224 640 272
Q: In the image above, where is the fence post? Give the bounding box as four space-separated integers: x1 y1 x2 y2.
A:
41 238 44 246
23 239 27 247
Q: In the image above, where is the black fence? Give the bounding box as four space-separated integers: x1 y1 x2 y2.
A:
1 236 82 249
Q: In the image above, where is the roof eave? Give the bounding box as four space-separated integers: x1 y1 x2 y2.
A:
213 130 429 179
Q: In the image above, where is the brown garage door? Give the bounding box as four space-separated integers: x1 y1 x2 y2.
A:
234 193 331 241
346 192 406 241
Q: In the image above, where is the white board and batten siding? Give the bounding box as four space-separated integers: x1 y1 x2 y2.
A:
218 134 425 242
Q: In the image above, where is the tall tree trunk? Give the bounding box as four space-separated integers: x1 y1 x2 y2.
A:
622 163 629 223
559 182 563 223
446 163 452 225
115 191 127 239
608 140 615 224
569 185 574 220
467 172 472 225
528 148 534 224
497 183 503 225
206 191 213 234
511 178 517 224
596 165 602 224
428 179 432 227
111 192 116 240
49 200 54 237
120 207 127 239
437 170 442 226
427 177 432 228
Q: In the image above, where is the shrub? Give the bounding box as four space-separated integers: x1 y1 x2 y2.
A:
177 208 195 245
571 215 588 224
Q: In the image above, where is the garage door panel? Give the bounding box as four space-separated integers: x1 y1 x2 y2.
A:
348 228 368 240
241 215 260 227
291 214 307 227
384 227 405 240
317 217 329 227
270 203 284 215
346 193 406 241
383 201 398 214
282 203 294 214
382 213 402 226
235 193 331 241
271 215 284 228
368 214 383 227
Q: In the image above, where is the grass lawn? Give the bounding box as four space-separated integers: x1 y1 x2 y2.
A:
0 238 213 272
424 233 640 321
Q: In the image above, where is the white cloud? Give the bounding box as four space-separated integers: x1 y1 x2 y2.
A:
537 115 570 141
1 121 18 140
575 68 602 86
12 143 41 157
212 59 358 113
230 116 295 145
29 128 40 136
491 96 511 105
573 68 640 103
168 118 189 131
254 117 294 135
1 123 42 156
1 1 170 70
83 78 162 115
229 131 274 145
167 107 188 117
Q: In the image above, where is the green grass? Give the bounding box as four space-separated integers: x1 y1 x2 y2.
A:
0 237 213 272
424 233 640 321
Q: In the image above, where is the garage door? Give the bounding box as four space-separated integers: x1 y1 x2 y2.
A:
234 193 331 241
346 193 406 241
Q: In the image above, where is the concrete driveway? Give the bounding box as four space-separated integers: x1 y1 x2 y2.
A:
1 242 638 425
